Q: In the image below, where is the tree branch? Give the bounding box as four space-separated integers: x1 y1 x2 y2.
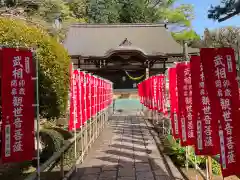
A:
218 10 239 22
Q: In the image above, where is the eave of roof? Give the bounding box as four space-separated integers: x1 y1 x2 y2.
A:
64 23 199 57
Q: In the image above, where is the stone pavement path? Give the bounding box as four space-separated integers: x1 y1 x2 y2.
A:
71 113 173 180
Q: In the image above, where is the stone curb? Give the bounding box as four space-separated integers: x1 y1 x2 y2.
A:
144 118 184 180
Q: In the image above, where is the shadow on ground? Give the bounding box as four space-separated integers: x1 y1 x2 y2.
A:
71 114 177 180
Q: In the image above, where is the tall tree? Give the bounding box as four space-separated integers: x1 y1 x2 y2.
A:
67 0 87 19
157 0 198 42
86 0 199 42
190 27 240 50
190 27 240 76
0 0 199 42
0 0 87 41
208 0 240 22
172 29 200 43
117 0 160 23
86 0 120 23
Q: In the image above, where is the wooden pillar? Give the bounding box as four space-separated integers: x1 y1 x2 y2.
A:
163 58 166 73
208 156 213 180
145 60 150 79
78 57 81 68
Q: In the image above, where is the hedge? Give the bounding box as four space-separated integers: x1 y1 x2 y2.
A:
0 17 70 118
37 128 80 168
37 128 65 165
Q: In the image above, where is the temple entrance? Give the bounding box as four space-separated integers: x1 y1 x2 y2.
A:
93 69 145 89
64 23 198 91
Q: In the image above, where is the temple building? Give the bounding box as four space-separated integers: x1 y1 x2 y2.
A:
64 23 198 89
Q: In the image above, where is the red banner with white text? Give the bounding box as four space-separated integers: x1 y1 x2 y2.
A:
176 62 195 146
68 67 74 131
157 75 164 112
1 48 35 163
169 68 180 139
200 48 240 177
190 56 220 155
74 70 81 129
79 71 86 126
152 76 157 110
162 75 168 116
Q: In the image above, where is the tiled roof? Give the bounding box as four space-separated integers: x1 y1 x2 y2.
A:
64 23 199 57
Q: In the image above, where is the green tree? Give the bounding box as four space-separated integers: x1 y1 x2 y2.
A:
1 0 198 42
117 0 159 23
208 0 240 22
157 1 193 28
67 0 87 19
0 17 70 118
0 0 86 40
158 1 199 42
172 29 200 43
86 0 120 23
86 0 199 43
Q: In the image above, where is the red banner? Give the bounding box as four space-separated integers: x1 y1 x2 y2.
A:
149 77 153 110
68 66 74 131
157 75 163 112
142 81 146 106
98 78 101 111
100 79 103 110
155 77 159 110
91 76 95 117
94 76 97 116
96 78 100 114
200 48 240 177
162 75 168 116
103 80 106 109
79 71 86 126
68 70 113 130
169 68 180 139
69 70 80 130
74 70 81 129
85 73 90 120
152 76 158 110
190 56 220 155
1 48 35 163
176 62 195 146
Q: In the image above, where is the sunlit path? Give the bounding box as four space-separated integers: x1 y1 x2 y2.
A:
71 112 174 180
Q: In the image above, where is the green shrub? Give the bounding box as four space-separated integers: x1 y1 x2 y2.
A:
51 127 73 140
38 128 65 165
38 127 80 168
163 135 221 175
0 17 70 118
163 135 186 166
212 158 221 175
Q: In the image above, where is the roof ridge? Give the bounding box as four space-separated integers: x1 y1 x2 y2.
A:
70 23 166 28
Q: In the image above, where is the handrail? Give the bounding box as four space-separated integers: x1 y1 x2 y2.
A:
24 108 110 180
24 125 83 180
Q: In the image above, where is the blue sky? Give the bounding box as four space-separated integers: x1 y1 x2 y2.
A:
175 0 240 36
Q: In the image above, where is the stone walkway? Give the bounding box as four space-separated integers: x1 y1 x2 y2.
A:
71 112 173 180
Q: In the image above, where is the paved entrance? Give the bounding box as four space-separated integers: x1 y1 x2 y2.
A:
71 112 173 180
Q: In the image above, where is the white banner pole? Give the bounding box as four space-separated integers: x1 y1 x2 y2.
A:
33 50 41 180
